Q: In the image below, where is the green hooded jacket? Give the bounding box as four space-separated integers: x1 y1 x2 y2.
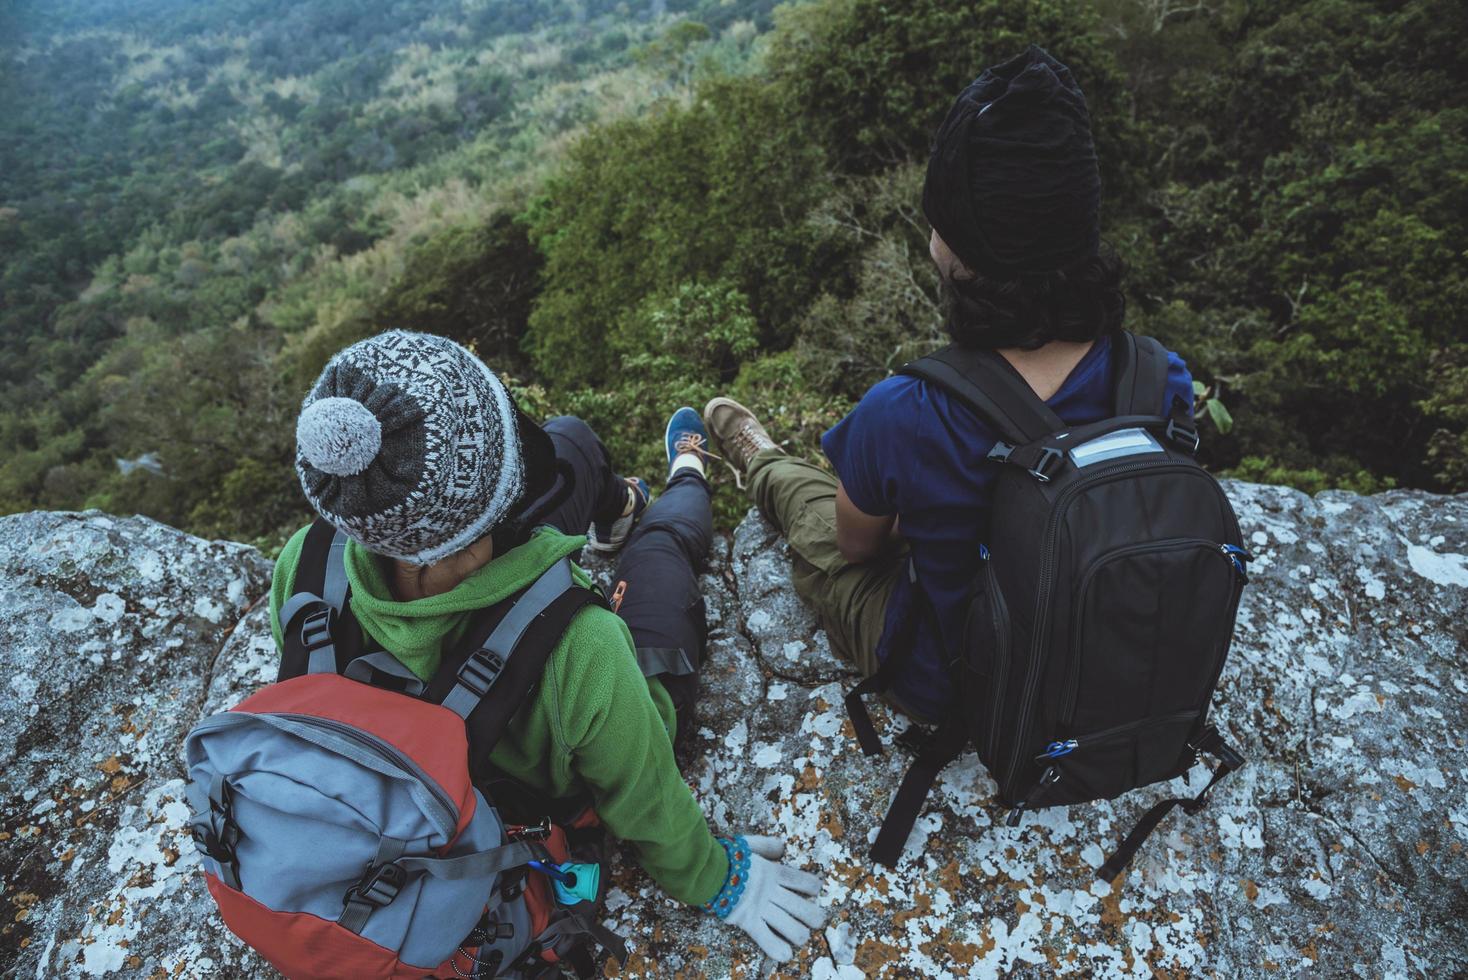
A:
269 523 729 906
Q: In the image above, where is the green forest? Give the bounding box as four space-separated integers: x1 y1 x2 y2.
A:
2 0 1465 551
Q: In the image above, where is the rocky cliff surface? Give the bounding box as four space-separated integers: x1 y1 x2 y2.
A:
3 483 1465 978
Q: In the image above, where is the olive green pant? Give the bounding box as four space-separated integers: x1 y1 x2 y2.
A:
746 449 905 683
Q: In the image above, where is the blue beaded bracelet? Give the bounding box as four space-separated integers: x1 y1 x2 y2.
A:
703 835 751 919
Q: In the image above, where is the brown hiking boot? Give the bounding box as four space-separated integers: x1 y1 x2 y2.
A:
703 397 781 487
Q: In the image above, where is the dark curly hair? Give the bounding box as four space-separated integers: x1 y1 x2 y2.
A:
941 248 1126 351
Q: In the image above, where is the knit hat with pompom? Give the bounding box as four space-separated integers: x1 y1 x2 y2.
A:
294 330 525 565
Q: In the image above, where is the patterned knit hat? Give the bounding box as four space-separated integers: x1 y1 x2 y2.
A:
295 330 525 565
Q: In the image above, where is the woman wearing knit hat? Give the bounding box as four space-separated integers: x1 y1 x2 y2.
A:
703 46 1197 724
269 330 825 964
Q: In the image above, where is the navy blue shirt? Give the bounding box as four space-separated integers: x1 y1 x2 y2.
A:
821 336 1195 720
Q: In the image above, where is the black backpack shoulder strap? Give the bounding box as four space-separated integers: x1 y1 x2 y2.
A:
1111 331 1173 417
277 519 364 681
898 345 1065 446
427 557 608 774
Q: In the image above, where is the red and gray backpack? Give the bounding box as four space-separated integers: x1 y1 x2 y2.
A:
185 519 627 979
848 332 1251 881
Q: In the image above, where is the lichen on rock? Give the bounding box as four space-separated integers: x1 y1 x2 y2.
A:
4 482 1465 978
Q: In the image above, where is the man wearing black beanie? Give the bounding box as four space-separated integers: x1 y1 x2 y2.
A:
704 46 1197 723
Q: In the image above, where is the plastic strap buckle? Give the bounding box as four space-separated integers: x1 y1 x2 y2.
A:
458 648 507 699
987 441 1015 463
191 823 239 864
346 861 407 909
1028 446 1065 483
299 607 335 652
1166 419 1201 453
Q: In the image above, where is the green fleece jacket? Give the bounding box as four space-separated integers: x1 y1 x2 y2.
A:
268 524 728 906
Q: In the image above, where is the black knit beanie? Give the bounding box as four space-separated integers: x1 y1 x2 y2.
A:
922 45 1101 278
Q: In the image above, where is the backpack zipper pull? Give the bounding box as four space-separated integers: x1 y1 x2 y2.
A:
1005 765 1061 827
1034 739 1078 763
1220 544 1254 581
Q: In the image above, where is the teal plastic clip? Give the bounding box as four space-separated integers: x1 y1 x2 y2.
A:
550 862 600 905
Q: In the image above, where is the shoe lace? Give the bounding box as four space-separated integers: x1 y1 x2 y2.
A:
675 432 722 462
727 424 769 463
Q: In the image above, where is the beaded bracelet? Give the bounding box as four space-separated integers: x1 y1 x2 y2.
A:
702 835 751 919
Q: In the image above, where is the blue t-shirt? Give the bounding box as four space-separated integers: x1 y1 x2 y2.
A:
820 336 1195 720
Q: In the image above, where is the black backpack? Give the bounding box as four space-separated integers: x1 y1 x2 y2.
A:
847 332 1250 883
273 517 628 978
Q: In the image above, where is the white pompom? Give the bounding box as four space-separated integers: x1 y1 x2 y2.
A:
297 397 383 476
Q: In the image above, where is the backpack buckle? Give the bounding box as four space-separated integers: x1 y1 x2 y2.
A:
191 822 239 865
987 441 1015 463
299 607 335 652
1166 419 1200 453
1028 446 1065 483
458 648 507 699
346 861 407 909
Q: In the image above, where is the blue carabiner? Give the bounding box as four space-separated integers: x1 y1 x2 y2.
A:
1038 738 1077 760
1220 544 1254 578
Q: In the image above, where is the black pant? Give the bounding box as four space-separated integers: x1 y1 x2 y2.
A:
539 417 711 719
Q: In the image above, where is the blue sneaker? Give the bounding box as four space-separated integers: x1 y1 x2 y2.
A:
665 406 718 479
587 476 649 554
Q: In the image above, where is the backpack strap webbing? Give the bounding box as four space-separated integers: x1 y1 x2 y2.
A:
867 716 969 868
845 559 925 758
1111 331 1172 417
277 519 365 681
426 558 608 775
1096 726 1245 883
898 345 1065 446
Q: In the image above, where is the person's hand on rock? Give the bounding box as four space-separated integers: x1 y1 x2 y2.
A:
704 834 825 962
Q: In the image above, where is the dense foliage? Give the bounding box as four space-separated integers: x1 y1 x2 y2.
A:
2 0 1464 549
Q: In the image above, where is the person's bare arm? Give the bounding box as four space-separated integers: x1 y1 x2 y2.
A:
836 481 898 564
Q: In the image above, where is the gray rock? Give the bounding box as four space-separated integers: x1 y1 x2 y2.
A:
0 511 274 978
4 482 1465 978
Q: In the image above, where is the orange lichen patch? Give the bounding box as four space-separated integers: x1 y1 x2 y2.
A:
1098 876 1127 928
818 808 844 840
1394 775 1417 792
854 938 903 975
1416 840 1430 855
99 756 123 775
936 859 962 894
127 955 143 969
919 926 993 968
603 951 649 978
793 764 821 794
1262 959 1280 971
1242 879 1259 903
891 890 934 929
1301 940 1319 962
1375 693 1386 707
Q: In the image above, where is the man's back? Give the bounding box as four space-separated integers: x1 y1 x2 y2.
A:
821 335 1195 719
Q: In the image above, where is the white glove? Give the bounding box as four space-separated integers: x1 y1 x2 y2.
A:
710 835 826 962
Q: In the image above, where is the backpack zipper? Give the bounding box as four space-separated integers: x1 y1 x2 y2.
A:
979 545 1012 761
1004 764 1061 826
1033 709 1201 763
1001 461 1230 803
1060 538 1241 725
